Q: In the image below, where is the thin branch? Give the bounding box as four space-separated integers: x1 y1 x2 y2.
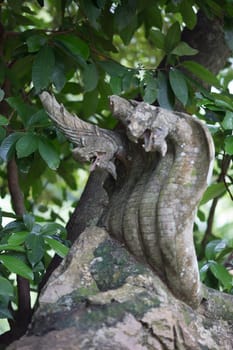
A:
200 197 219 254
199 155 231 257
223 177 233 201
7 158 25 216
6 158 32 332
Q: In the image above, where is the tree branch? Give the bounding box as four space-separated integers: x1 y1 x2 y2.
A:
7 159 25 216
199 154 232 257
6 158 31 337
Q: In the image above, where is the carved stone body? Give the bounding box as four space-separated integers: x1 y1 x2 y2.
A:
107 96 214 308
40 92 214 308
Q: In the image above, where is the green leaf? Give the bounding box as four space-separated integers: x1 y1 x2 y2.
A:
199 261 211 282
197 209 205 222
169 68 188 106
164 22 181 53
15 133 38 158
0 132 23 161
0 127 6 142
26 34 47 53
0 244 25 252
41 223 67 237
55 34 89 61
209 262 232 290
80 0 101 29
2 220 26 234
23 213 35 231
0 88 5 102
0 276 14 297
180 0 197 29
120 18 138 45
144 6 163 35
171 42 198 56
222 111 233 130
38 138 60 170
51 61 66 92
114 1 137 31
157 71 174 110
10 55 33 87
211 93 233 111
7 231 29 245
149 28 165 50
25 234 45 267
0 255 33 280
44 237 69 258
143 75 157 104
0 115 8 126
82 89 99 118
200 182 226 205
182 61 220 88
122 70 138 92
98 60 126 77
27 109 49 128
224 135 233 155
6 97 37 125
205 240 228 260
0 306 13 319
32 45 55 93
82 62 99 92
110 76 122 95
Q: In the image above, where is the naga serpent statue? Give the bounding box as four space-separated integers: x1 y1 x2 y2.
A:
40 91 214 309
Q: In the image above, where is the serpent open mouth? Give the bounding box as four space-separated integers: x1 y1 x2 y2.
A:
142 128 168 156
142 129 152 152
90 155 98 171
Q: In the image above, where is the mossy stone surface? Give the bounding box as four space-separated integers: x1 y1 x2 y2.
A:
90 238 147 291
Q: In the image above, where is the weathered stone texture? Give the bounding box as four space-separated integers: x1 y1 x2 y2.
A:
8 228 233 350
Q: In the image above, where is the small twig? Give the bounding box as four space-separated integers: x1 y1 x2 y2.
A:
227 174 233 184
1 211 20 219
199 154 231 258
200 198 219 255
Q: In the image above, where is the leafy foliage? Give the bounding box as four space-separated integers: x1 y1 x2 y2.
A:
199 239 233 292
0 214 69 319
0 0 233 339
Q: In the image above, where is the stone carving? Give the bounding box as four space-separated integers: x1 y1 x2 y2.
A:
40 92 214 308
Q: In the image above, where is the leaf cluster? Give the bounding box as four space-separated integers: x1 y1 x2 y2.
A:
0 213 69 319
199 239 233 293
